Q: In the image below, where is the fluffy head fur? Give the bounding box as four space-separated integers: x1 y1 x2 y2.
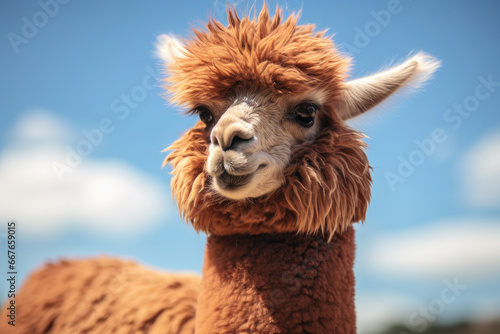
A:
163 5 372 238
165 6 348 106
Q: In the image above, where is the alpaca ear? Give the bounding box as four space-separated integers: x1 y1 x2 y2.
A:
155 34 186 65
337 52 441 120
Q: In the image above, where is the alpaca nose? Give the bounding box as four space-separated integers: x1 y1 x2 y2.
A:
211 122 255 151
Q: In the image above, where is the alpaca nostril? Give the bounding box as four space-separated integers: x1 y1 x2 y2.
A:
229 135 249 148
222 133 254 151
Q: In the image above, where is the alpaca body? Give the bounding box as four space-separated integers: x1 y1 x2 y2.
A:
0 258 199 334
2 228 355 334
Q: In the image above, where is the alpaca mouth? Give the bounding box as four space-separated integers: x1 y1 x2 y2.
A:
216 171 253 190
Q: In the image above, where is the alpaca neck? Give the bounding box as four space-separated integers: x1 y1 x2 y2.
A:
195 228 356 334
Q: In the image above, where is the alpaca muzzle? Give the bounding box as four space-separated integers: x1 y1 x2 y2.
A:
206 146 268 194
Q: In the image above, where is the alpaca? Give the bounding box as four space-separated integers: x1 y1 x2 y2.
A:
1 5 439 334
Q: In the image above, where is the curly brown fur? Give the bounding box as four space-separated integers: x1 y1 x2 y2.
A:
196 228 356 334
166 6 348 106
0 258 199 334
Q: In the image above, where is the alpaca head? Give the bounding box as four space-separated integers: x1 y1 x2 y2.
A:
158 5 439 238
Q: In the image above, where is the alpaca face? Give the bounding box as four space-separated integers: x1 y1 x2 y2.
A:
157 6 439 236
159 6 350 204
204 88 328 199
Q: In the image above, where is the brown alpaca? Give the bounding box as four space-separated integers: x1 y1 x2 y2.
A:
1 6 439 334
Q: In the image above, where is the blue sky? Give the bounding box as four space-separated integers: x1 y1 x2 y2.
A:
1 1 499 332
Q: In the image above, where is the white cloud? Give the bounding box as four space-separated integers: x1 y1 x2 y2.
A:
459 131 500 208
0 111 170 238
9 109 73 144
365 218 500 280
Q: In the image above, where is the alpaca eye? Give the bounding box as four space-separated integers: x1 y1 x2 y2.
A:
293 103 317 127
197 107 214 125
